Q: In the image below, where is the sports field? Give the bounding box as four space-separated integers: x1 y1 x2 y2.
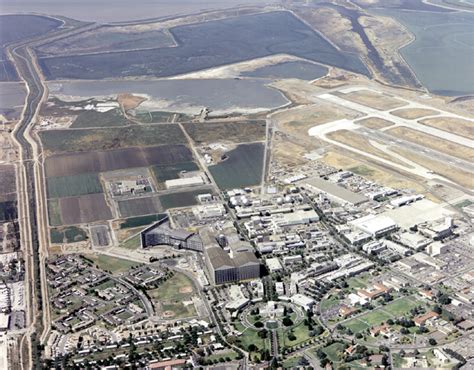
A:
148 272 197 319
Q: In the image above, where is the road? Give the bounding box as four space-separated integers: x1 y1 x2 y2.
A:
9 42 47 370
7 26 95 369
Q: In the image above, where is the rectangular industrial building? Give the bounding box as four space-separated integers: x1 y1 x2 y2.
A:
165 176 204 189
349 214 397 237
205 244 261 285
303 177 368 206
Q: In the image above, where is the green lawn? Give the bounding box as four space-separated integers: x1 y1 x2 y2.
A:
383 297 419 316
86 254 141 274
361 310 393 326
236 327 267 353
321 295 340 311
344 319 370 334
282 322 311 347
282 355 306 368
322 342 347 363
347 276 369 289
206 350 239 363
118 233 141 250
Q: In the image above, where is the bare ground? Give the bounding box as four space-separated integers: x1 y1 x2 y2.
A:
390 108 439 120
388 126 474 162
356 117 395 129
419 117 474 140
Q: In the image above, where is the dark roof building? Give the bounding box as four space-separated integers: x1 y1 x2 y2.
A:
141 217 203 252
205 243 261 285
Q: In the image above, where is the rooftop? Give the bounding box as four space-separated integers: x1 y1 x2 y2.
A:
303 176 368 205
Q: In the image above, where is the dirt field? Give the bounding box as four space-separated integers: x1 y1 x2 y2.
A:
293 7 366 56
39 124 186 154
273 102 360 137
272 134 312 167
45 144 193 177
392 148 473 189
390 108 439 120
117 93 147 111
271 79 324 104
327 129 408 166
337 90 406 110
59 193 113 225
183 120 266 144
419 117 474 140
321 151 429 195
388 127 474 161
356 117 394 129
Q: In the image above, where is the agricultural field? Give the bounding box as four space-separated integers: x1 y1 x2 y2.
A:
152 162 199 184
38 11 367 80
118 196 162 218
159 188 213 210
50 226 88 244
46 173 103 198
47 199 62 226
148 272 197 319
70 109 132 128
209 143 264 189
419 116 474 140
39 124 186 154
0 201 17 222
183 120 266 144
0 165 16 202
58 193 113 225
44 144 193 177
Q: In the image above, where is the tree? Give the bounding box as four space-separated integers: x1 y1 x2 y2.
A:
298 357 309 366
283 317 294 327
248 344 257 352
254 321 264 328
429 338 437 346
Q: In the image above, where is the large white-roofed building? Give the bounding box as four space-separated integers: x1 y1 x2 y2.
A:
349 214 397 237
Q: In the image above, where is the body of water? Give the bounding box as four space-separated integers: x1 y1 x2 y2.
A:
209 143 264 189
48 78 289 114
0 0 277 23
243 61 328 80
378 9 474 96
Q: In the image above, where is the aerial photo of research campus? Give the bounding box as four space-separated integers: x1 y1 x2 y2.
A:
0 0 473 369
